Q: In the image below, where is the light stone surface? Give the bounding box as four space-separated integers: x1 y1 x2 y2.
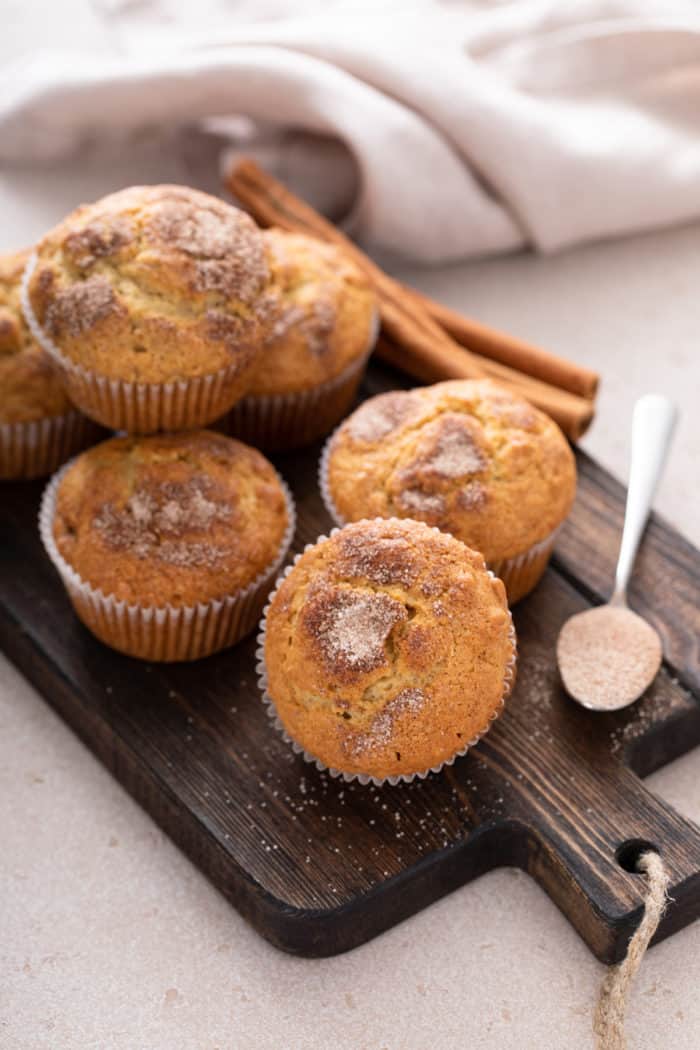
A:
1 4 700 1048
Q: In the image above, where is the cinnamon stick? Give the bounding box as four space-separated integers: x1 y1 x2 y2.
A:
375 336 594 442
225 158 596 440
410 288 599 399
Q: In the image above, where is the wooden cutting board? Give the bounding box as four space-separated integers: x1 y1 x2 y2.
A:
1 361 699 963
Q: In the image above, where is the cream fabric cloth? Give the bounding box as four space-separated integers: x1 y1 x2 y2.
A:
2 0 700 262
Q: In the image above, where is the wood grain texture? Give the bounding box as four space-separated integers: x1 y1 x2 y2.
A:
1 360 699 962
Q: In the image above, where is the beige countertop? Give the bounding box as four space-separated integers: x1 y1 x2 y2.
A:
2 10 700 1044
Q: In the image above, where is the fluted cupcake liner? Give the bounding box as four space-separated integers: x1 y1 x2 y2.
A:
486 528 561 605
0 410 103 480
220 309 379 452
39 458 296 662
221 353 365 453
255 520 517 787
318 428 560 605
21 253 249 435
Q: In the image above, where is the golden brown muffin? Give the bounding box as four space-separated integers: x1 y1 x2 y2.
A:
52 430 290 607
262 518 516 781
27 185 271 387
0 248 72 424
221 230 377 451
249 229 376 396
323 380 577 602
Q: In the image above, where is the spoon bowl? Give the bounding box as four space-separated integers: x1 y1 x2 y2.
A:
557 604 662 712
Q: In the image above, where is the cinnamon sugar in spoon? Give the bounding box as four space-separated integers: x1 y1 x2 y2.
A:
557 395 677 712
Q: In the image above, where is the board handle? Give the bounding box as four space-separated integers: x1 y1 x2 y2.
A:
521 759 700 963
475 712 700 964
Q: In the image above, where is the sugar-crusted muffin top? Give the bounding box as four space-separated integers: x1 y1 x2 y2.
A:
53 430 290 606
28 185 272 384
247 230 377 396
0 249 73 423
264 517 515 780
325 379 577 563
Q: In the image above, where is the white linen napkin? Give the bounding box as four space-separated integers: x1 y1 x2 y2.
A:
2 0 700 262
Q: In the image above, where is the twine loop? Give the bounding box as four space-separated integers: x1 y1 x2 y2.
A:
594 850 670 1049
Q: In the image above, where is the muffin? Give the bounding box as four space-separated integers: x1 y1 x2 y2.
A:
0 249 102 479
222 229 377 451
320 379 577 603
40 430 295 661
259 518 516 784
23 186 273 433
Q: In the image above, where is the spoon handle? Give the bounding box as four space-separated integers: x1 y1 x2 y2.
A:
612 394 677 604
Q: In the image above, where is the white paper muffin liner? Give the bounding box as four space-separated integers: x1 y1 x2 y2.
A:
319 427 560 605
486 527 561 604
221 308 380 452
255 520 517 787
39 456 297 662
21 253 251 434
0 410 102 480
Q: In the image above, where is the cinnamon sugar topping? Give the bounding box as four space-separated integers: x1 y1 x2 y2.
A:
149 199 268 304
393 416 489 513
46 276 118 337
414 415 488 479
94 477 233 569
457 480 488 511
347 391 421 443
302 585 407 678
397 489 446 516
344 687 427 756
65 219 133 268
205 309 251 353
268 304 305 341
336 529 420 587
267 295 337 354
303 298 337 355
486 394 537 431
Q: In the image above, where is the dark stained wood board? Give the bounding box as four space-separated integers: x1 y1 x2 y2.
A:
1 361 700 963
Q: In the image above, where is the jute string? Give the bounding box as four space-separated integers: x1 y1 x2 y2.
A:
594 851 670 1049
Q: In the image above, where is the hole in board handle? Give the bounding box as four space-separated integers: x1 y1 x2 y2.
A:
616 839 660 874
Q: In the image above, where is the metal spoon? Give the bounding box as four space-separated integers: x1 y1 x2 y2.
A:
557 395 677 712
